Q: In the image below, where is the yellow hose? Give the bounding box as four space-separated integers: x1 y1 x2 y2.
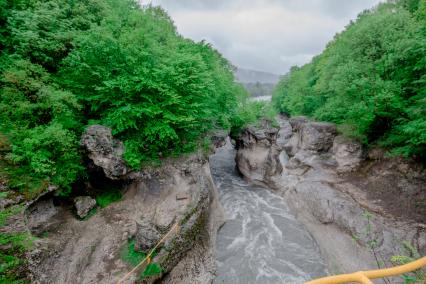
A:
306 256 426 284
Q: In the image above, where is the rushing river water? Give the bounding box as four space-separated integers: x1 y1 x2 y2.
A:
210 142 327 284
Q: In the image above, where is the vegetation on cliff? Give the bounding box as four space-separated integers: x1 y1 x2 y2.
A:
272 0 426 159
0 0 249 198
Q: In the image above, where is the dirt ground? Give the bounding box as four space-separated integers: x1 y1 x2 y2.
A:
343 156 426 224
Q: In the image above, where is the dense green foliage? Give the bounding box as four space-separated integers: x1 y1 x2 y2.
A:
391 241 425 283
120 240 162 279
272 0 426 158
0 58 83 196
95 186 122 208
0 205 33 283
230 100 277 138
60 3 241 167
0 0 246 196
121 239 146 267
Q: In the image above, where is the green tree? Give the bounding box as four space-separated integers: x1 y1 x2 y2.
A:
59 4 239 167
273 0 426 157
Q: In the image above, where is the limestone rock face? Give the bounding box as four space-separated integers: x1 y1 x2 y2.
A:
28 129 225 284
299 122 337 152
80 125 129 180
331 135 362 173
134 219 161 251
276 119 293 149
73 196 96 219
27 154 225 284
235 122 282 189
235 115 426 275
129 156 225 283
284 117 337 155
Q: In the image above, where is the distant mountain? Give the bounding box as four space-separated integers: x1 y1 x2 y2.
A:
243 82 275 97
235 68 281 84
235 68 280 97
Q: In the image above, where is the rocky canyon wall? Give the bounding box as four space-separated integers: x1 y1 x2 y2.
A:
235 116 426 278
26 125 225 284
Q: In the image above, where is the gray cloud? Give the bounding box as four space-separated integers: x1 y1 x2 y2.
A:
140 0 383 74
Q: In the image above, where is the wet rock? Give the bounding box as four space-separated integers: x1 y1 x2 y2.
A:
235 123 283 188
295 182 335 224
81 125 129 179
74 196 96 219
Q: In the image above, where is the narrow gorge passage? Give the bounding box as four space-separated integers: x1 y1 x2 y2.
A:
210 142 328 284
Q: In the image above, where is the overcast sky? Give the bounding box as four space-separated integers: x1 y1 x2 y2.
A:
139 0 383 75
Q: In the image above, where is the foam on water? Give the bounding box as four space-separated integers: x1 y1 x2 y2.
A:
210 143 327 284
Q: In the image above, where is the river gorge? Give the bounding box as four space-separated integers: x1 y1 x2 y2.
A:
11 117 426 284
211 141 327 283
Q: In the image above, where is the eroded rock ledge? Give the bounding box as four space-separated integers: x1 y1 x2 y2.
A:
27 125 225 284
235 116 426 277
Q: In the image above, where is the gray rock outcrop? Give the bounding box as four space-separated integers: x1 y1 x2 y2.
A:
331 135 362 173
235 116 426 277
74 196 96 219
134 219 161 251
235 119 283 189
80 125 129 179
127 156 225 284
29 126 225 284
284 118 337 156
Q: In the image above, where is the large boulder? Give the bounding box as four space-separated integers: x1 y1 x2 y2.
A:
284 118 337 156
81 125 129 179
74 196 96 219
235 124 283 188
332 135 363 173
299 122 337 152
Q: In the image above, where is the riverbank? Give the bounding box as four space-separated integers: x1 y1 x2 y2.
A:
22 126 226 284
234 115 426 283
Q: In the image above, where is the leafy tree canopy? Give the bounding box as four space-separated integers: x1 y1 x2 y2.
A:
0 0 248 197
272 0 426 158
